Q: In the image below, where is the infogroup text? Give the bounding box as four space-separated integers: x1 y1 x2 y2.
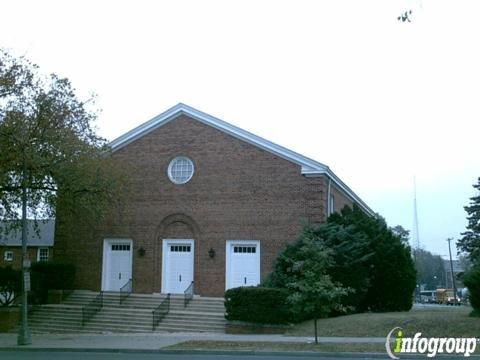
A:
386 327 477 358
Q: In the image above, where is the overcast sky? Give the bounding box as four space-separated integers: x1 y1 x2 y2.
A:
1 0 479 258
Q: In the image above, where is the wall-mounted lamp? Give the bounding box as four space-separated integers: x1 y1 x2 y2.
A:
138 247 146 257
208 248 215 259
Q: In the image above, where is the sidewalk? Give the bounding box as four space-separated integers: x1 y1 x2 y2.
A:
0 332 387 351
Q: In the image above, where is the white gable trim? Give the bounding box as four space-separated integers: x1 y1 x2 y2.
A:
303 169 374 216
109 103 374 216
110 103 327 172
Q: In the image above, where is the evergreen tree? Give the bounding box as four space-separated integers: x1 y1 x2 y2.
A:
415 248 445 289
463 264 480 314
266 204 417 314
327 205 417 312
458 178 480 262
315 221 373 313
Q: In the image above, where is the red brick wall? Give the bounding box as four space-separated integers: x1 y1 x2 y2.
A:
331 184 354 214
55 114 354 297
0 247 44 269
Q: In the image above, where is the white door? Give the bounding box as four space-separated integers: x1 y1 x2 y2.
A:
162 239 194 294
102 240 133 291
226 240 260 290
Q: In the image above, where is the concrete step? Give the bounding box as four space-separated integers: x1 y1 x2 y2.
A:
31 313 82 320
31 316 223 328
85 315 225 327
30 316 81 324
66 296 224 305
64 292 224 311
154 324 225 333
65 290 224 304
153 320 225 330
26 290 227 333
82 323 152 332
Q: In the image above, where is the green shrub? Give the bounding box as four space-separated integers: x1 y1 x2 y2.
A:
264 225 351 323
464 263 480 312
0 266 21 306
30 261 76 304
265 205 416 315
225 286 293 324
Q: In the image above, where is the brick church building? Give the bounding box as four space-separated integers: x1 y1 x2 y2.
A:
55 103 373 298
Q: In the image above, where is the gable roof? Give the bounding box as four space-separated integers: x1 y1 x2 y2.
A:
109 103 374 216
0 220 55 247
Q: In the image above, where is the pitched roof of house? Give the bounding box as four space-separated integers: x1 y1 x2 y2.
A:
110 103 374 216
0 220 55 247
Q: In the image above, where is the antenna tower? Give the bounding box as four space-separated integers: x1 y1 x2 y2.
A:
413 176 420 250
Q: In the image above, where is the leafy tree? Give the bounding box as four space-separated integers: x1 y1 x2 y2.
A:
398 10 413 23
458 178 480 262
414 248 445 290
0 266 21 306
0 49 128 240
0 51 128 342
266 226 350 343
390 227 444 290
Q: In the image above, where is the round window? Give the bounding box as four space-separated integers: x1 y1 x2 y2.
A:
168 156 194 184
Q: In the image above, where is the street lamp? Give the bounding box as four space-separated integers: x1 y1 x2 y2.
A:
17 150 31 345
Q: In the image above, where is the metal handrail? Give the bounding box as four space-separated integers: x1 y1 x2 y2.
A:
184 281 194 308
82 291 103 326
152 293 170 331
120 278 132 305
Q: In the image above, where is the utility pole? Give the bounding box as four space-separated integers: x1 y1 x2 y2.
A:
446 238 458 306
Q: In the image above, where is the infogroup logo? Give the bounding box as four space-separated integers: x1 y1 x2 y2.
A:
385 327 478 359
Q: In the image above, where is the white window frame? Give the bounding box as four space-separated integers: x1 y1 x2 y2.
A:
4 251 13 262
225 240 260 290
167 156 195 184
37 247 49 262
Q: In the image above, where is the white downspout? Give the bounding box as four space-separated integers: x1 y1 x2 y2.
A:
327 177 332 217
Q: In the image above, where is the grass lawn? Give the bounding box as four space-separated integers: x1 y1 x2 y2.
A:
165 340 386 353
287 305 480 338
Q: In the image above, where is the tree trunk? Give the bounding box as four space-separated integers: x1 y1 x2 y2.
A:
314 317 318 344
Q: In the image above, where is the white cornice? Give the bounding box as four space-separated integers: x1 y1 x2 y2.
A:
109 103 374 216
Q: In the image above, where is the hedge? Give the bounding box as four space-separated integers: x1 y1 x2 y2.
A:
30 261 76 304
0 266 22 306
224 286 292 324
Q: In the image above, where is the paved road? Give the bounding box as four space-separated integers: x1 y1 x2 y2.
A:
0 351 389 360
3 350 478 360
